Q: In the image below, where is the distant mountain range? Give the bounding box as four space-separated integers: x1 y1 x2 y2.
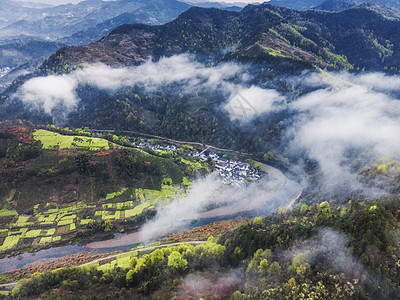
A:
0 0 191 43
0 0 193 90
268 0 400 11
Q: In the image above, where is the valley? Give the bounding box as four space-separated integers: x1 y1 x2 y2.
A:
1 0 400 298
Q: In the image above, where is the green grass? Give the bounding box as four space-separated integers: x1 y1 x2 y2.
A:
181 159 202 169
9 228 27 237
116 254 134 269
59 215 76 221
81 261 100 270
0 291 10 296
105 188 128 200
80 219 94 225
98 263 113 272
40 236 52 244
182 177 191 187
125 203 152 218
44 229 55 236
0 236 20 251
37 214 57 224
0 208 18 217
94 211 107 216
15 216 30 225
135 185 179 204
57 219 74 226
53 236 61 242
68 223 76 231
33 129 111 151
25 230 42 238
116 201 134 209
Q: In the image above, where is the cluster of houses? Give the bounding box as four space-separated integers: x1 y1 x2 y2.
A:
195 151 262 185
137 142 178 153
136 142 262 185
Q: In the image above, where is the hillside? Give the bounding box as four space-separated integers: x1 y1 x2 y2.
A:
0 121 210 258
1 2 400 299
5 198 400 299
315 0 358 11
2 3 400 155
41 3 400 73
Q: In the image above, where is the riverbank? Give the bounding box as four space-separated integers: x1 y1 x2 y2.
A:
0 218 249 285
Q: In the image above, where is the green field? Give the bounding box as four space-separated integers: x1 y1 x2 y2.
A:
33 130 111 150
181 158 203 169
135 184 180 204
25 230 42 238
0 126 201 256
0 236 20 251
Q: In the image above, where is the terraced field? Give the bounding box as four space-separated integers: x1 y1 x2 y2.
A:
0 182 188 256
32 130 112 150
0 123 209 257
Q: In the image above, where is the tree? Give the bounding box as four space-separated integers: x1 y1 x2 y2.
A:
168 251 188 272
268 262 282 277
102 220 113 232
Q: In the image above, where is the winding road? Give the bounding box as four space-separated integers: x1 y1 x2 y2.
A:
0 241 206 290
88 128 254 157
0 129 305 290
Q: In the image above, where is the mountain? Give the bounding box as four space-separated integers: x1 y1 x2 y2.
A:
0 0 191 90
0 38 64 69
0 0 191 43
60 13 159 46
180 0 244 10
0 37 64 90
42 3 400 73
268 0 400 11
0 121 208 258
315 0 358 11
2 3 400 156
0 0 45 25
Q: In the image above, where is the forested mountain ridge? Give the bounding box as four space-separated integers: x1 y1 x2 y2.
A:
41 3 400 74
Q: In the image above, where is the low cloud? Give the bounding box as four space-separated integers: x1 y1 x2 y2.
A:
14 54 400 196
15 55 247 120
176 269 243 299
287 72 400 195
15 54 284 124
285 228 365 276
17 75 78 114
223 86 284 123
139 170 301 242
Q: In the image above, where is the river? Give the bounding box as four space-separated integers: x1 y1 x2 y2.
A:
0 164 302 274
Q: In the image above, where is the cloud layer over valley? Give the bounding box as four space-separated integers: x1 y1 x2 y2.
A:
286 72 400 195
139 171 301 241
14 54 400 198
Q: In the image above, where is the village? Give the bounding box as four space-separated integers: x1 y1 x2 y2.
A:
136 142 262 185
